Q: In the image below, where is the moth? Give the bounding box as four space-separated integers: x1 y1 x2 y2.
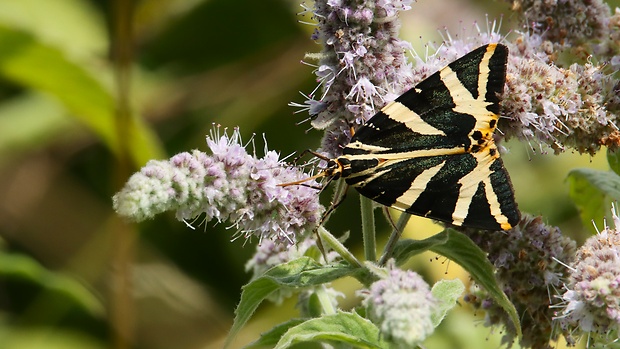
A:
298 43 520 231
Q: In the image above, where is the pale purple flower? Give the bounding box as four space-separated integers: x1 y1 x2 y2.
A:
501 40 619 155
295 0 620 157
293 0 414 157
556 206 620 345
496 0 620 154
113 128 324 245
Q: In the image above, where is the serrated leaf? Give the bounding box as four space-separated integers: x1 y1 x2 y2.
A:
0 24 163 166
225 257 359 348
392 229 521 337
430 279 464 327
275 311 387 349
567 168 620 232
244 319 306 349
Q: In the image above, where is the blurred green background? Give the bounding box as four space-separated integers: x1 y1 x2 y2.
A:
0 0 616 348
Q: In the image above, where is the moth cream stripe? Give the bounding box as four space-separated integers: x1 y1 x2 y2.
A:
345 141 391 153
451 178 484 226
439 64 495 119
451 152 495 226
482 176 512 230
470 46 500 134
392 162 446 212
476 45 495 104
382 102 446 136
342 147 466 162
452 151 510 227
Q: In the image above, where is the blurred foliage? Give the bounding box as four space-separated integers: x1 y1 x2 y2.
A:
0 0 614 348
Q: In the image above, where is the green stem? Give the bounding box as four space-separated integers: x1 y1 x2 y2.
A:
111 1 135 348
315 285 336 315
360 196 376 262
378 212 411 265
318 226 363 268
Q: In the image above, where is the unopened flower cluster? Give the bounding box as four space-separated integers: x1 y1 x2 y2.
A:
359 265 437 349
557 209 620 345
295 0 414 158
112 128 324 245
463 215 577 349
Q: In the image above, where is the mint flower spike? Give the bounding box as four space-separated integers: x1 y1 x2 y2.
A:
505 0 612 46
112 127 324 245
359 261 437 349
294 0 415 158
557 204 620 345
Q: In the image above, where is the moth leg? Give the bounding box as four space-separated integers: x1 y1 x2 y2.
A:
290 149 332 164
382 206 399 232
296 182 323 190
319 179 348 226
313 179 348 261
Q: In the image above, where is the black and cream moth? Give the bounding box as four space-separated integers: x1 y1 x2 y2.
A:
324 43 520 231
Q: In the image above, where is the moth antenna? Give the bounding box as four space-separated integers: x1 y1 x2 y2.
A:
278 171 328 187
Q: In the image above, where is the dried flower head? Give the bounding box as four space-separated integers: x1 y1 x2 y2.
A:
113 127 324 245
505 0 612 46
463 215 577 349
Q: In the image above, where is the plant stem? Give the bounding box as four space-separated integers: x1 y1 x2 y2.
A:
379 212 410 265
315 285 337 315
360 196 376 262
111 0 135 348
318 226 363 268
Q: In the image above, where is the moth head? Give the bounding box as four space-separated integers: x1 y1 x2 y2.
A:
321 159 344 180
277 156 342 189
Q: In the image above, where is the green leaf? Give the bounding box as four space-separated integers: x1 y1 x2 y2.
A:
430 279 464 327
275 311 388 349
225 257 360 348
392 230 521 337
608 148 620 176
0 93 72 163
0 328 106 349
0 251 104 316
0 24 164 166
244 319 306 349
567 168 620 232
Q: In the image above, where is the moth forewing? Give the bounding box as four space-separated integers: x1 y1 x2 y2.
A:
339 43 519 231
